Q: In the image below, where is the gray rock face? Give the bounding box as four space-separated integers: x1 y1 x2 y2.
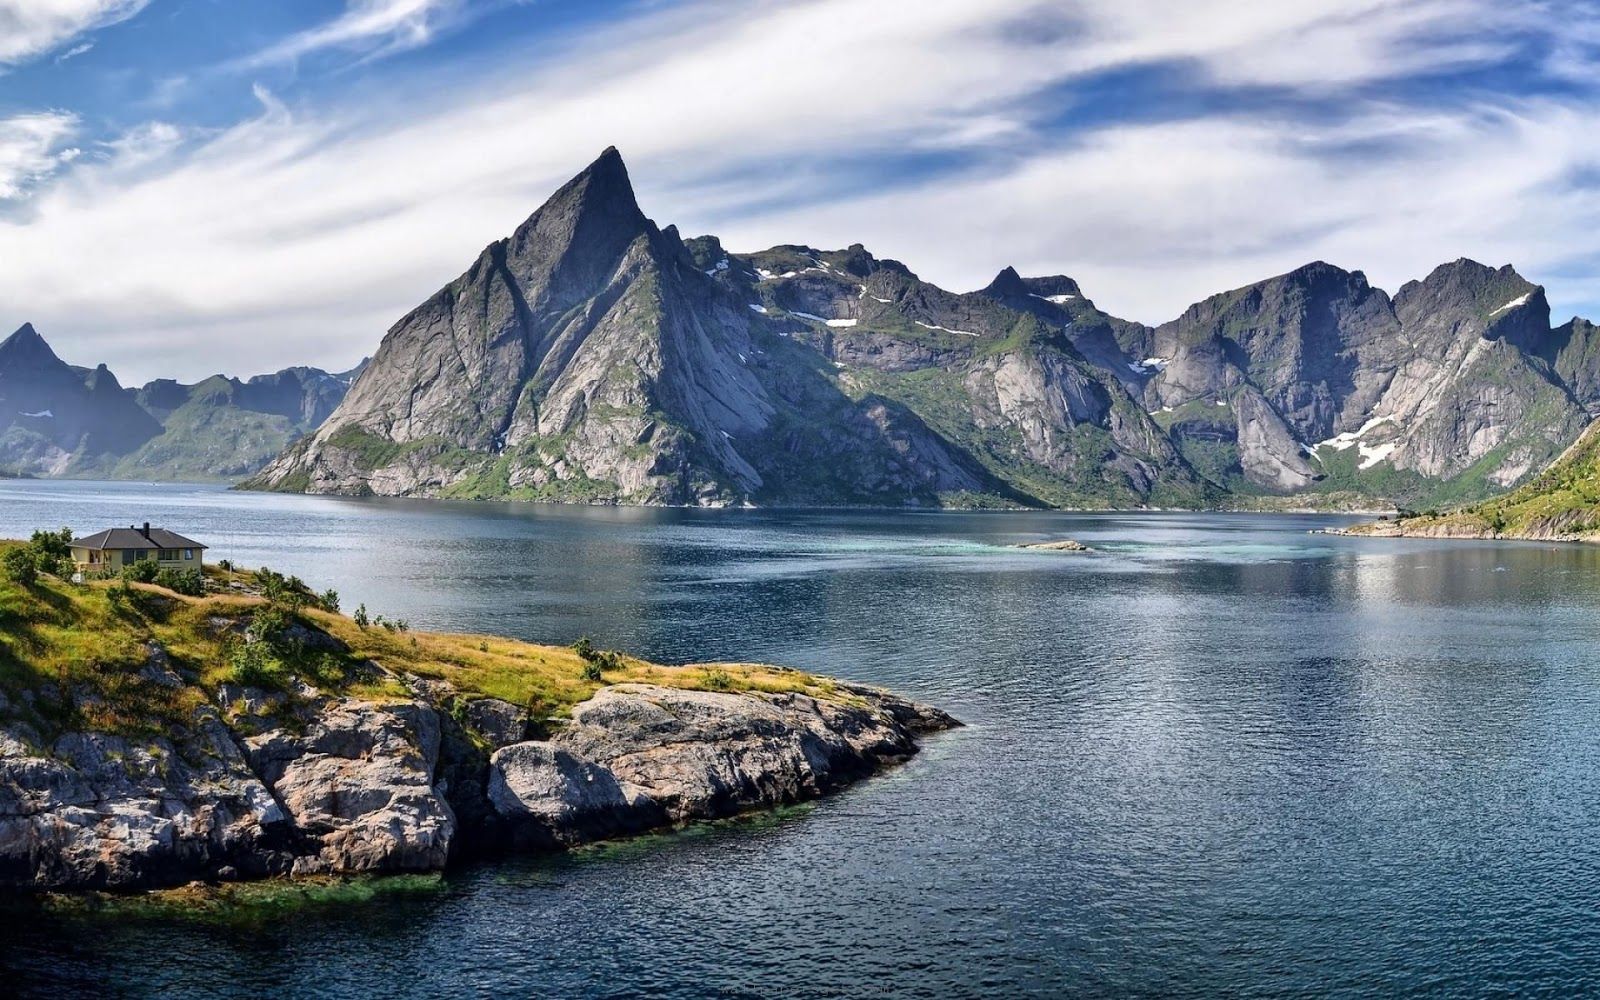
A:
247 151 1213 509
0 711 294 890
238 698 454 876
487 683 951 848
1131 259 1593 496
0 646 952 889
242 148 1597 508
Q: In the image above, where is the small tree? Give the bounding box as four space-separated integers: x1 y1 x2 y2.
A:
319 589 340 613
353 603 370 629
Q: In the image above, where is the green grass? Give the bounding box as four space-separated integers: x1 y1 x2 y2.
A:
0 547 852 744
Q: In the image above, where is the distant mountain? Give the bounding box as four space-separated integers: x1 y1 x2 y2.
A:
1123 259 1594 500
246 148 1212 507
246 148 1600 510
0 323 363 480
0 323 163 475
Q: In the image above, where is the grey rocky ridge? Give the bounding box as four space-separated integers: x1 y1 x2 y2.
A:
245 148 1600 509
0 321 364 480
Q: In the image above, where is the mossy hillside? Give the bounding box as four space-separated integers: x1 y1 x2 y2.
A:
0 547 846 743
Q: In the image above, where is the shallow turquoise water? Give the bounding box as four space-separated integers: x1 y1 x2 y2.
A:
5 482 1600 997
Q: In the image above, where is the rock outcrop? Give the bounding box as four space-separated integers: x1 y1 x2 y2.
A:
0 653 953 891
487 683 952 849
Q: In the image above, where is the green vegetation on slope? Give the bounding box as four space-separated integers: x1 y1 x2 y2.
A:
1349 420 1600 539
0 541 846 744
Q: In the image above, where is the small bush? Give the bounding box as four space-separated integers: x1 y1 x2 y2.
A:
154 567 204 596
121 559 159 583
28 527 72 560
319 589 340 613
353 603 369 628
573 637 621 682
3 547 38 586
247 605 289 647
702 667 734 692
228 640 280 688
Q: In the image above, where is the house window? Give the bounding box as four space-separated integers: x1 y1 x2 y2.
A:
134 550 147 561
184 549 194 560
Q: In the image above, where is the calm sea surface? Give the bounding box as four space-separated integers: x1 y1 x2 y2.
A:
4 480 1600 997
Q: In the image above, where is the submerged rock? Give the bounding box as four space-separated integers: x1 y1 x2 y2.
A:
1018 538 1091 551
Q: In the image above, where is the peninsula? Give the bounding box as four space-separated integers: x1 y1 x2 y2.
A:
0 537 954 891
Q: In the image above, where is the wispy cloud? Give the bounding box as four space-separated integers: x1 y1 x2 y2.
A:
240 0 468 68
2 0 1598 381
0 112 80 199
0 0 147 65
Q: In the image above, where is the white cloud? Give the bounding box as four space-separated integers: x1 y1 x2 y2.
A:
725 100 1600 325
241 0 467 67
0 112 80 199
0 0 147 65
0 0 1596 381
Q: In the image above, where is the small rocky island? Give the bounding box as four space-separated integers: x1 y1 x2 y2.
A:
0 534 954 891
1017 539 1092 551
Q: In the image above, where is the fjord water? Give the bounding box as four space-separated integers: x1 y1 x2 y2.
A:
6 482 1600 997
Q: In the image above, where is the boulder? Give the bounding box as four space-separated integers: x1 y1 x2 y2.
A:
487 683 951 846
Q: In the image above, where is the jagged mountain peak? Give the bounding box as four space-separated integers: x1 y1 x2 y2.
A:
983 266 1029 298
980 267 1083 305
540 146 641 223
0 322 64 369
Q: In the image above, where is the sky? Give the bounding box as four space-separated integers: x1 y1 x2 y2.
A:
2 0 1599 384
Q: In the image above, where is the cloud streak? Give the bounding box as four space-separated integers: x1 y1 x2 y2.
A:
240 0 468 68
1 0 1597 382
0 0 147 65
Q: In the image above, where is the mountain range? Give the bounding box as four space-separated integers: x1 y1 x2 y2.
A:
0 323 364 481
243 148 1600 510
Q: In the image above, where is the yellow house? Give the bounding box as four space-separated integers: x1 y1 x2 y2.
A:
70 523 207 574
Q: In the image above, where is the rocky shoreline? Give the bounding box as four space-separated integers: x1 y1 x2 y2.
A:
0 640 955 892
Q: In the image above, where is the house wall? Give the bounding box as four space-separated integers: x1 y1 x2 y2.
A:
71 546 205 573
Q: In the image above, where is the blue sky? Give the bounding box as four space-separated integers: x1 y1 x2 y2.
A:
2 0 1599 382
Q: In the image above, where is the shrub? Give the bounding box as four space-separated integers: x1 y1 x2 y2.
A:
319 589 340 613
702 667 734 692
28 527 72 560
154 567 204 596
228 639 279 687
353 603 370 629
3 547 38 586
573 637 621 682
247 604 289 646
121 559 159 583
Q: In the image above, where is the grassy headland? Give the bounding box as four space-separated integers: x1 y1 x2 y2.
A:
0 538 843 743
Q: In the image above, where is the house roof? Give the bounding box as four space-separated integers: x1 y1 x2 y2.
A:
72 527 207 551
